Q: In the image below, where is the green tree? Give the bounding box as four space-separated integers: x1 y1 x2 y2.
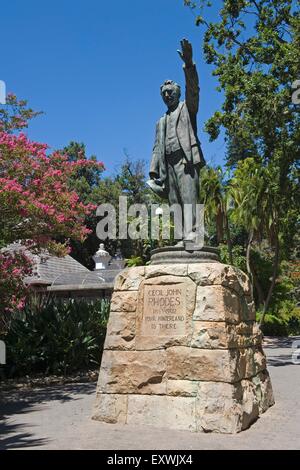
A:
200 166 233 264
115 156 150 205
228 157 299 322
63 141 104 200
65 151 155 267
114 157 154 263
185 0 299 166
60 141 105 268
0 93 42 133
185 0 300 323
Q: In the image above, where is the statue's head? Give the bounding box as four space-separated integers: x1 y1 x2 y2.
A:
160 80 181 109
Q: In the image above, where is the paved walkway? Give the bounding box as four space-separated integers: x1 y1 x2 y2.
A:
1 337 300 450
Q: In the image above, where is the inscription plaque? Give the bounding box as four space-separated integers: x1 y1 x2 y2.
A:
142 284 186 336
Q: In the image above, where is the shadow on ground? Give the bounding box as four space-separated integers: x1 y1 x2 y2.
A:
0 383 95 450
264 336 300 368
263 336 300 349
267 355 296 367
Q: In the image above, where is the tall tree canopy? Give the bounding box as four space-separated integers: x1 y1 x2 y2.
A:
185 0 300 320
185 0 299 167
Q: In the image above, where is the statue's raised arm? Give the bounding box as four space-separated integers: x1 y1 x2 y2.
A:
177 38 194 67
177 38 199 128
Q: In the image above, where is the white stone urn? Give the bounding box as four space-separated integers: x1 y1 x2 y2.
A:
93 243 111 271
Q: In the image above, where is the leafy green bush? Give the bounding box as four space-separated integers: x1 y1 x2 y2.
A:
219 244 247 272
275 300 300 336
0 297 110 378
256 312 288 336
257 301 300 336
126 256 144 267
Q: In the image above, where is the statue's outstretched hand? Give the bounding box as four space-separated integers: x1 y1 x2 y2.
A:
177 38 193 67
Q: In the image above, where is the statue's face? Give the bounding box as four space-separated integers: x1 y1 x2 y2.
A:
161 85 180 109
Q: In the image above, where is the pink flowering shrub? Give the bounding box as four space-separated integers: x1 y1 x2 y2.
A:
0 95 105 328
0 132 104 252
0 93 42 133
0 251 33 330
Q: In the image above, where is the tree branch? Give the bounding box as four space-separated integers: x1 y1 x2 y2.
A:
241 8 260 17
251 0 262 14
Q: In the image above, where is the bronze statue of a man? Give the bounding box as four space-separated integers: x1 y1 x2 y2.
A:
148 39 206 242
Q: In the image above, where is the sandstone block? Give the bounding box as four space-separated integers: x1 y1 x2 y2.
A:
97 349 167 394
167 346 241 383
249 370 275 413
193 285 241 323
127 395 196 431
238 346 267 379
188 263 251 297
167 346 266 383
105 309 136 341
246 301 256 321
191 321 262 349
239 379 260 430
110 291 138 312
92 393 127 424
114 267 145 291
145 264 188 279
195 380 264 433
104 334 136 351
195 381 244 433
167 380 200 397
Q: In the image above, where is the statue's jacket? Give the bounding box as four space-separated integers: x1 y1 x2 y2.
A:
150 63 206 191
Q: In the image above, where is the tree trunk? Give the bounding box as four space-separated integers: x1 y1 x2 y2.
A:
216 209 224 244
260 235 280 327
251 262 265 308
224 213 233 265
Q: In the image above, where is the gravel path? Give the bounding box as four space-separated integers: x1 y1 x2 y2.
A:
1 336 299 450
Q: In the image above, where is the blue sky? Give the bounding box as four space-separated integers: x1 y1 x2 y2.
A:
0 0 226 176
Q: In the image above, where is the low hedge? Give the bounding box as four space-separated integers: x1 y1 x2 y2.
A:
0 297 110 378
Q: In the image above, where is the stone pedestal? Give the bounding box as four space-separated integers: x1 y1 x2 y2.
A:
92 262 274 433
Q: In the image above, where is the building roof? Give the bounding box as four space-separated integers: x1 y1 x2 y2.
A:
47 269 121 291
2 242 121 290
